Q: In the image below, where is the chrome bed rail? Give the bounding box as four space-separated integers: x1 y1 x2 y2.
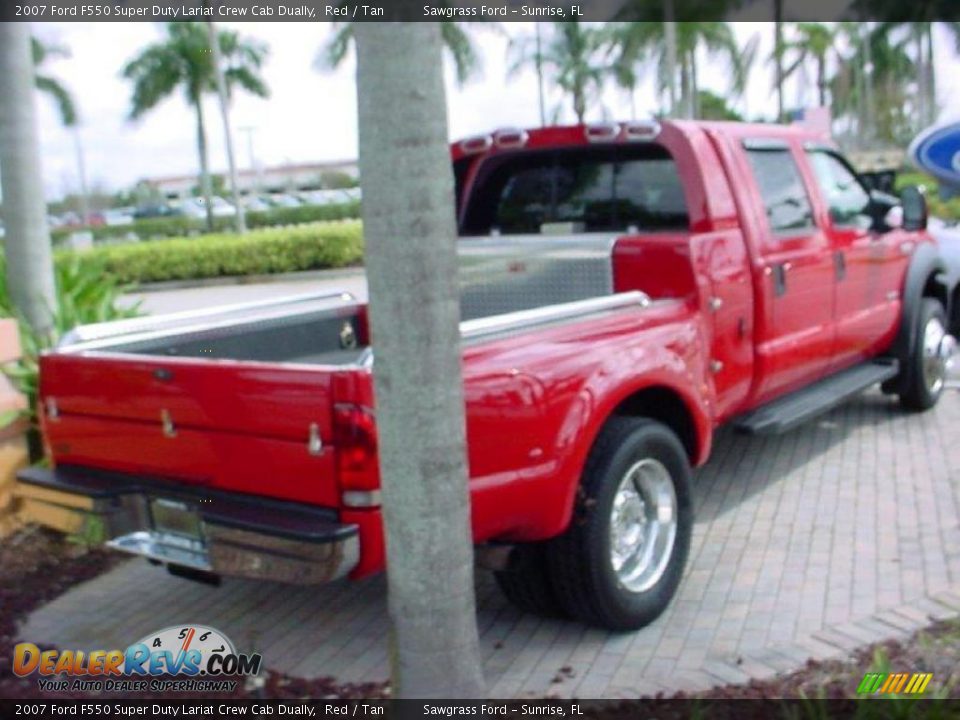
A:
460 291 650 344
59 291 358 350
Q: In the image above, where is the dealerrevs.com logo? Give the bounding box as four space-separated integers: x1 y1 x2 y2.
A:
14 625 262 693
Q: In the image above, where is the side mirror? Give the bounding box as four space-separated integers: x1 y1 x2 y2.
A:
900 185 928 231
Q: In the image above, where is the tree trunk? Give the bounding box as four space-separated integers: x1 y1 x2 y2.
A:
925 23 936 126
574 81 586 124
679 54 692 119
773 2 784 121
915 26 926 131
663 12 678 117
535 23 546 127
0 22 57 337
72 128 90 227
194 98 215 232
861 22 875 146
207 20 246 234
353 21 485 699
690 48 700 119
817 55 826 108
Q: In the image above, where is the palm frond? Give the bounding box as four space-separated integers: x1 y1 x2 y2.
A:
34 75 77 126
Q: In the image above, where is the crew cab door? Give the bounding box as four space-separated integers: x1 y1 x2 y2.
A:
740 139 836 401
802 148 901 368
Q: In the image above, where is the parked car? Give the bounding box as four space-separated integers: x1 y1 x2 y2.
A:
266 193 303 209
178 196 237 219
103 208 135 227
20 120 960 630
242 195 272 213
133 204 181 220
299 189 350 206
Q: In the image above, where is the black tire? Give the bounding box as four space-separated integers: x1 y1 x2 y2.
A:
494 543 566 618
900 299 949 411
546 417 692 631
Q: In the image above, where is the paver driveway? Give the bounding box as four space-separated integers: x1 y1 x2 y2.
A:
19 389 960 698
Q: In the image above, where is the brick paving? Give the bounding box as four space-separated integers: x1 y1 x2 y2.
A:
18 389 960 698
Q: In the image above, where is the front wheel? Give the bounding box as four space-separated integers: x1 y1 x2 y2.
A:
547 418 693 630
900 299 955 411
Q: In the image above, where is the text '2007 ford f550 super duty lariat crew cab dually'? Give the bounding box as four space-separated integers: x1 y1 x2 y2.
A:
17 120 960 630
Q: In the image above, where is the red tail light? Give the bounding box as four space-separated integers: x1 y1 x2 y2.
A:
333 403 379 492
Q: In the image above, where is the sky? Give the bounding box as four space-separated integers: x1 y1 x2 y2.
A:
26 21 960 200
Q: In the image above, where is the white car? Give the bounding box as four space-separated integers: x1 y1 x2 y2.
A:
299 189 347 206
178 197 237 219
104 208 135 227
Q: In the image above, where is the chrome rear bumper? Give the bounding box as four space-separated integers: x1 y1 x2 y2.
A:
17 466 359 585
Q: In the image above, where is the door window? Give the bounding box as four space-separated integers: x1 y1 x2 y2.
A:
744 147 816 236
806 151 872 230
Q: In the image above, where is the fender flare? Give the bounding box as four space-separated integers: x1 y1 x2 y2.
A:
885 243 948 395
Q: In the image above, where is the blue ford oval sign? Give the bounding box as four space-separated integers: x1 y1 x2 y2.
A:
909 121 960 190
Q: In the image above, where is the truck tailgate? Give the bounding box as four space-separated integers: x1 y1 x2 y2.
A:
39 353 341 506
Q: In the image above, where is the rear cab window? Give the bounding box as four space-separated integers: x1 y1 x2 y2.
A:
459 145 690 236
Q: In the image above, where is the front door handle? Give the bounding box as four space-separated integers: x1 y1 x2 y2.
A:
772 263 789 297
834 250 847 281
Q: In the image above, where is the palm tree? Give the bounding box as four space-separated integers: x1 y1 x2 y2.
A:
320 22 487 87
506 24 550 125
831 24 917 146
353 21 485 697
0 24 57 336
509 22 605 125
31 37 92 228
31 38 77 128
608 22 751 120
878 21 960 130
781 23 837 108
122 23 268 231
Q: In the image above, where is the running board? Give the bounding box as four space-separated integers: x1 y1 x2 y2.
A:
733 359 900 435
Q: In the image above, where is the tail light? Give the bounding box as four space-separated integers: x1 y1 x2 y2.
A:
38 397 56 468
333 403 380 506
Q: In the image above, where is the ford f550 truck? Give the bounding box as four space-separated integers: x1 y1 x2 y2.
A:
18 121 960 630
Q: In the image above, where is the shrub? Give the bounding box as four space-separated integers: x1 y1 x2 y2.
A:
0 254 142 459
57 220 364 285
50 200 362 244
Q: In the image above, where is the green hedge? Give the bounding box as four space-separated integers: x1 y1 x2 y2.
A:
56 220 364 285
51 201 362 244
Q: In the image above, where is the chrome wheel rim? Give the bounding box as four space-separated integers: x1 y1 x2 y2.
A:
921 316 949 396
608 458 677 593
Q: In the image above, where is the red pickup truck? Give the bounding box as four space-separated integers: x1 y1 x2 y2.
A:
18 120 960 630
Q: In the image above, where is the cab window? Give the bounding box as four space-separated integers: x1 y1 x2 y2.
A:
744 146 816 237
806 151 872 230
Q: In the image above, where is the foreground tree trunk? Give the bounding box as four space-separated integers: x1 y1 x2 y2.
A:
353 21 485 699
0 22 57 337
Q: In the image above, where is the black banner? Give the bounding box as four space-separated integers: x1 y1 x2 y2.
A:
2 699 960 720
2 0 959 23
